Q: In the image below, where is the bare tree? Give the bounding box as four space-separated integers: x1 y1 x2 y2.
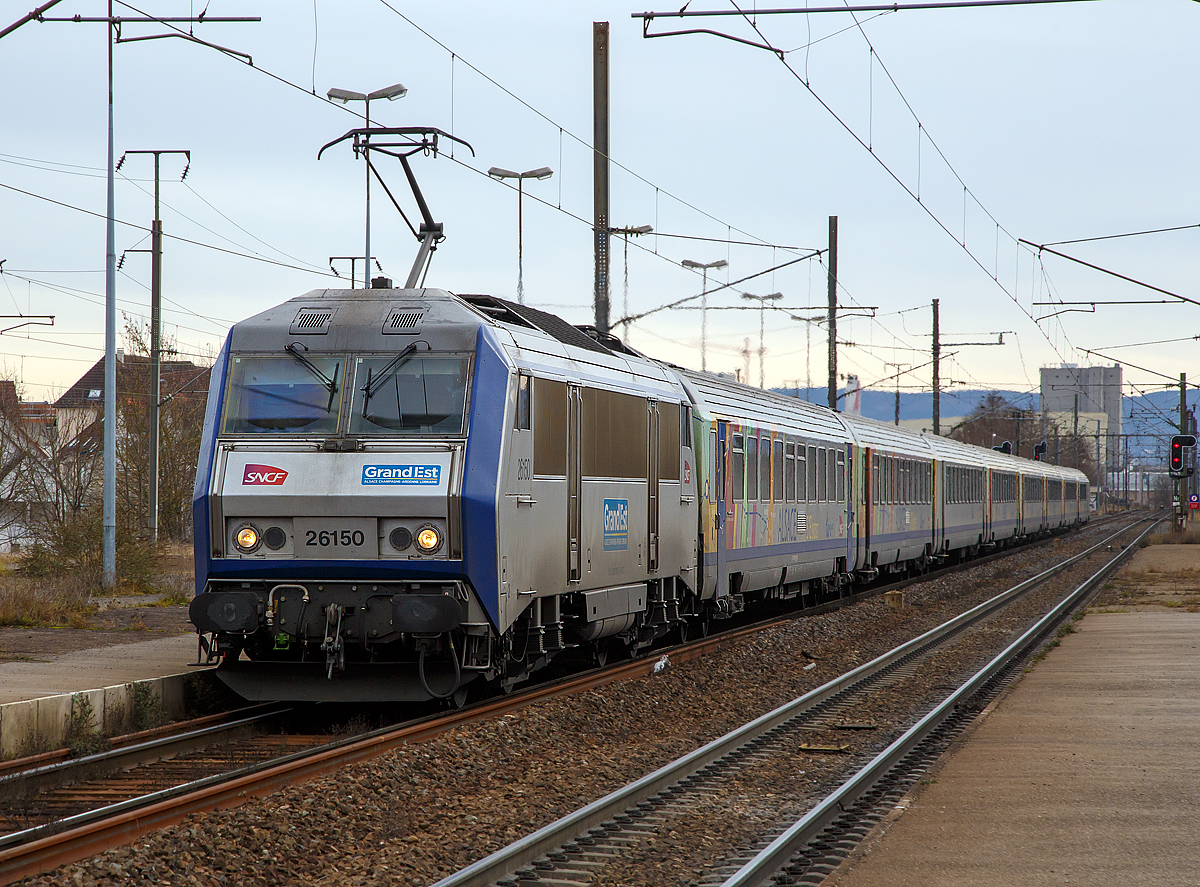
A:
949 393 1097 483
117 318 211 541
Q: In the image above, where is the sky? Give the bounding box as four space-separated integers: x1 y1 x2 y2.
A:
1 0 1197 413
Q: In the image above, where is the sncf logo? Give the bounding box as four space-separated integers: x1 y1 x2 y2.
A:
242 464 288 486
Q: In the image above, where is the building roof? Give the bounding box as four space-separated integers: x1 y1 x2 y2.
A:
54 353 210 409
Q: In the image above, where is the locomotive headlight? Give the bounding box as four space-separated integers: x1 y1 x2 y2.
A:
234 523 261 553
414 524 442 554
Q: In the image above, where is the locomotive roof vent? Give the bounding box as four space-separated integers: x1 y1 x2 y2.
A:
382 307 426 335
290 307 336 335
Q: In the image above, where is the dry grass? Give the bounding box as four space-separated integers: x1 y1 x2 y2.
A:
0 540 193 628
0 574 98 628
1147 526 1200 546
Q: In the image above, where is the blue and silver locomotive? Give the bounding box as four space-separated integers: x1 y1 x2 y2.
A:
190 282 1089 704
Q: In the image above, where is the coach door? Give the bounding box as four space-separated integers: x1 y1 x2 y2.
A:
715 421 729 598
567 383 583 582
860 447 873 572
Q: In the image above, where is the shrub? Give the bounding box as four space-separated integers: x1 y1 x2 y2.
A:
19 509 162 591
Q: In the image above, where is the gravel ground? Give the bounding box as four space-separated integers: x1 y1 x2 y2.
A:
21 523 1131 887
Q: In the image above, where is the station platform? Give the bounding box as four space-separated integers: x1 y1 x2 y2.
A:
0 633 201 707
0 631 206 757
829 604 1200 885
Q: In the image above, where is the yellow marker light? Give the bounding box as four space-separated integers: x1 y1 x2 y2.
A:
414 525 442 553
235 524 261 552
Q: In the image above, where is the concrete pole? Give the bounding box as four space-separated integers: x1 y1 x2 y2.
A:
592 22 611 335
1181 373 1188 528
103 1 117 589
149 152 161 543
932 298 940 435
827 216 838 411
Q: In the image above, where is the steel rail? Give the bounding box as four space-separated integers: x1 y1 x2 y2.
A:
719 517 1161 887
0 612 798 884
0 515 1132 884
0 706 288 811
428 516 1148 887
0 704 280 779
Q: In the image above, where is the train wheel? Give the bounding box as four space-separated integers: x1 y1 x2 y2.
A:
593 642 610 668
448 685 470 709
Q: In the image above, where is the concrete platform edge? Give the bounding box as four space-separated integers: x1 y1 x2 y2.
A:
0 672 198 758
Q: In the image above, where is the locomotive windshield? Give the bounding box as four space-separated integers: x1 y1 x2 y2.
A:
348 354 470 435
222 355 343 434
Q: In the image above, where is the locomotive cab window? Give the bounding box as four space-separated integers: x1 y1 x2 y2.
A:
223 354 344 435
349 354 471 435
515 374 531 430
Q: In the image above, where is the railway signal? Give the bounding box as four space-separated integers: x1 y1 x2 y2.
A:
1169 434 1196 477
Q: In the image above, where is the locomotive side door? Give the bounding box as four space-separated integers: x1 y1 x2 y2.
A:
715 421 729 598
567 383 583 582
647 399 660 572
506 374 533 500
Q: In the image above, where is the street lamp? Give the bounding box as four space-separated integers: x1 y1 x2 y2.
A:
610 224 653 343
327 83 407 289
740 292 783 388
681 258 727 372
488 166 554 304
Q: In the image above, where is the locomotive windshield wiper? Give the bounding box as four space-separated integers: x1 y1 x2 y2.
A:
284 342 340 413
361 340 429 418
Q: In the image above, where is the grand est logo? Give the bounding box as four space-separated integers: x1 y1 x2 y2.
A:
242 463 289 485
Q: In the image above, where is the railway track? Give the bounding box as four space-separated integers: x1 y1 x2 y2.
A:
425 515 1155 887
0 514 1145 885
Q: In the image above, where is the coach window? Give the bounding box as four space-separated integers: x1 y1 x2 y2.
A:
772 437 784 503
836 450 846 502
763 434 772 499
746 435 759 500
759 435 772 502
785 441 797 502
817 448 828 502
798 445 808 501
807 446 818 502
732 433 745 501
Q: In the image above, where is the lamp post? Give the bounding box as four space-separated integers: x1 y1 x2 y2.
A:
488 166 553 304
327 83 407 289
681 258 727 372
610 224 652 343
740 292 783 388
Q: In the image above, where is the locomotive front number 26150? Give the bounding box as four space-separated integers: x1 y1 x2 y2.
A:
292 518 379 558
